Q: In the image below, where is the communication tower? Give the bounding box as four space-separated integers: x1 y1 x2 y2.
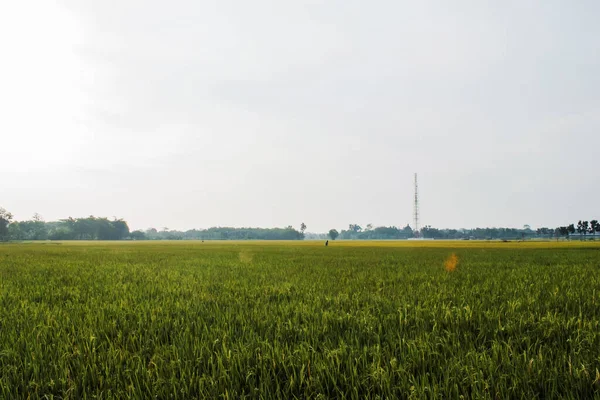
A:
413 173 420 237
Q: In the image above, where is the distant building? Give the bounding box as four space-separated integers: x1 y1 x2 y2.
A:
568 233 599 240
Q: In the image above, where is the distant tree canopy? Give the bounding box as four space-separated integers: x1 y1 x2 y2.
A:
7 216 131 241
143 227 305 241
415 224 599 240
0 208 305 241
0 208 13 242
328 229 339 240
339 225 413 240
0 206 597 242
337 221 600 240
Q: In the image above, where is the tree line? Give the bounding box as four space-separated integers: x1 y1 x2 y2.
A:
328 224 415 240
554 220 600 238
2 206 597 242
0 208 305 241
141 226 305 241
1 212 131 241
327 221 600 240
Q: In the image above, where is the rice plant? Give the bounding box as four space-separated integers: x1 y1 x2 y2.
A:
0 241 599 398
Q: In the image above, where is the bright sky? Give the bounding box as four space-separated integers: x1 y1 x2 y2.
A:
1 0 599 232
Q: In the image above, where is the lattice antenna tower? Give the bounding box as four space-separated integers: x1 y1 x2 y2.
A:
413 173 420 237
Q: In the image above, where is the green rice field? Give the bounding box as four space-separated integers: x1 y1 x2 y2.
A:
1 241 599 399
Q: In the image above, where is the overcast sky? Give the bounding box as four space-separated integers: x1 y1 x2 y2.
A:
1 1 599 232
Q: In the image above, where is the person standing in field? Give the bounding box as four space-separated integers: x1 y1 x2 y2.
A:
325 240 329 246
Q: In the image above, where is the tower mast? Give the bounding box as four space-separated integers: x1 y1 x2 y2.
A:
413 173 420 237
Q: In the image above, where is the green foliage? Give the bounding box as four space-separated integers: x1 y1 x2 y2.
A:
340 225 413 240
47 216 130 240
328 229 339 240
9 219 48 240
0 212 131 241
349 224 362 233
340 222 599 240
0 207 12 241
144 227 305 241
557 226 569 237
0 242 599 398
130 230 147 240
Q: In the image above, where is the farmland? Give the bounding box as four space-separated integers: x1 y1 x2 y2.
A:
1 241 599 399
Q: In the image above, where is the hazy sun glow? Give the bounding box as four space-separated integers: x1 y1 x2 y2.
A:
0 2 87 170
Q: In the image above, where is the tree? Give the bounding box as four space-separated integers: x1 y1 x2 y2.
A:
300 223 306 234
402 225 414 238
365 223 373 231
537 227 550 236
328 229 339 240
421 225 443 239
130 230 147 240
30 213 47 240
0 207 13 241
567 224 575 235
576 220 590 240
589 220 598 236
111 219 130 240
8 222 24 240
348 224 362 233
18 218 48 240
